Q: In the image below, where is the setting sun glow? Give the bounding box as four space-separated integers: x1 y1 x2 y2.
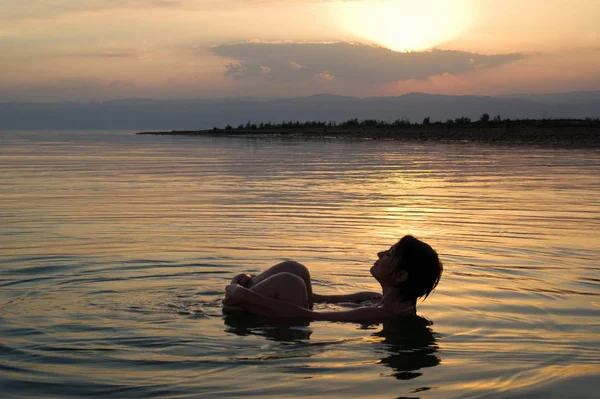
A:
333 0 472 52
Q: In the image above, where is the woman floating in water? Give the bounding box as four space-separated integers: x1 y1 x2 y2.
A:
223 235 442 323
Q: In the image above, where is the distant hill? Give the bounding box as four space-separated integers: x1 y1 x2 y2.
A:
1 92 600 130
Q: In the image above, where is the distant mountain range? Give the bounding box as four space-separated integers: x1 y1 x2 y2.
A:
1 91 599 130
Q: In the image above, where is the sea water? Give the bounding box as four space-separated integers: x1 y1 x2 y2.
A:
1 130 599 398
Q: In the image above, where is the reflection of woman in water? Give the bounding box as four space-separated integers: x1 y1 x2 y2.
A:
223 313 440 379
223 235 442 323
376 317 440 380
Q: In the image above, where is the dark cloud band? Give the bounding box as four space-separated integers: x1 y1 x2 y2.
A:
211 42 524 83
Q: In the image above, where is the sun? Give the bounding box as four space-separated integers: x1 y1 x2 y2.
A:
332 0 472 52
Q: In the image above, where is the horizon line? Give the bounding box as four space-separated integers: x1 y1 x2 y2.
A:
2 90 600 104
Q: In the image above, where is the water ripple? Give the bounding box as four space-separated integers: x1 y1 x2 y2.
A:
0 131 599 398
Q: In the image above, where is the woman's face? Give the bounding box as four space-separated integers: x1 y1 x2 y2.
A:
370 244 400 284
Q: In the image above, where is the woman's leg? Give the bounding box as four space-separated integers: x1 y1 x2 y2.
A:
250 272 310 309
250 261 314 308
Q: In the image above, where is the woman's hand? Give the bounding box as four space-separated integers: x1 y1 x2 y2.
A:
223 283 245 306
230 273 254 288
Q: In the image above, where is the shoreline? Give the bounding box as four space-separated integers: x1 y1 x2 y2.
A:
138 124 600 148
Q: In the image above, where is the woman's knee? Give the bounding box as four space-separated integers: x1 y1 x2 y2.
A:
277 273 308 306
271 272 307 290
274 260 310 281
277 261 313 308
252 272 308 306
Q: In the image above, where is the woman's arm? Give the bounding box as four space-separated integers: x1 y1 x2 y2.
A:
224 284 314 318
224 285 389 322
313 292 382 304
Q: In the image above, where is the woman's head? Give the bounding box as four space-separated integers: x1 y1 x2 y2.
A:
371 235 443 301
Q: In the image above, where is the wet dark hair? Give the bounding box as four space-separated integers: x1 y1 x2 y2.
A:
391 235 443 301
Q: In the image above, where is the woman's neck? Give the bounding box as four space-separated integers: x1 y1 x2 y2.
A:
381 284 404 299
381 285 416 315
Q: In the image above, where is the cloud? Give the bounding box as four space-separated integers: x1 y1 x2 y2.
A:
210 42 524 84
2 0 337 20
51 50 140 59
0 1 182 20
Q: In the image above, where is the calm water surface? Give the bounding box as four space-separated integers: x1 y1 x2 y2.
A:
1 130 599 398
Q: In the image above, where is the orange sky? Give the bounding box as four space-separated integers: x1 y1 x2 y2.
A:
0 0 598 101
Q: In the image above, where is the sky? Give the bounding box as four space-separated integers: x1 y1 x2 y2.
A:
0 0 599 101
